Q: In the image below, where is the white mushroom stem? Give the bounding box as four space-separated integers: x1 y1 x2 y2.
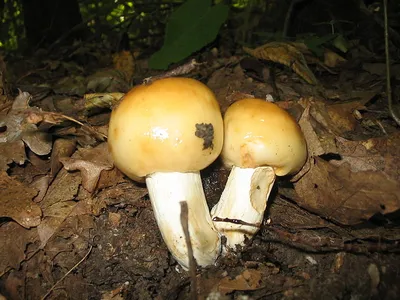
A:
146 171 221 270
211 166 276 250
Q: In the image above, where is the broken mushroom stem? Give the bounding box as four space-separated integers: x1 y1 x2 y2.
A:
211 98 307 251
211 165 276 249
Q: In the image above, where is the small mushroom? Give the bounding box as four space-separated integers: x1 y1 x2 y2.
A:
108 77 223 269
211 98 307 250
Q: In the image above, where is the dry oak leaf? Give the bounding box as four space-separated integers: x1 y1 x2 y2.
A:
37 169 81 248
333 132 400 182
299 97 368 137
60 142 114 193
0 140 27 171
0 172 41 228
294 157 400 225
288 41 347 69
293 97 369 181
50 138 77 179
0 91 52 156
298 99 338 156
218 269 262 295
243 42 318 85
0 222 38 275
325 100 367 133
323 49 347 68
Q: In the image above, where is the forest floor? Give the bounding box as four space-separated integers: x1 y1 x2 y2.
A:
0 41 399 300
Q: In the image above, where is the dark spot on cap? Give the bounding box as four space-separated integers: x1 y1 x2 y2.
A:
195 123 214 150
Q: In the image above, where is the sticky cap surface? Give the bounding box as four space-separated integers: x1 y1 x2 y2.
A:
222 98 307 176
108 77 223 180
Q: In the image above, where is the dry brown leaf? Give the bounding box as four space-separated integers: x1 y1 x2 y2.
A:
96 182 148 206
289 42 345 70
299 99 338 154
294 157 400 225
37 170 81 248
270 197 332 229
198 265 296 299
0 140 27 171
292 98 400 225
84 92 124 113
331 252 346 273
324 50 347 68
326 100 367 133
97 166 125 190
299 97 367 136
334 132 400 182
27 110 107 141
218 269 262 295
60 143 114 193
0 222 37 275
1 271 25 299
31 175 50 203
0 91 52 156
243 42 318 85
294 97 370 180
0 172 41 228
50 138 76 179
52 125 104 147
44 215 94 274
21 130 52 156
23 250 53 299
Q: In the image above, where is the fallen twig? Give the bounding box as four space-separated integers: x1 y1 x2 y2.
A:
180 201 198 300
260 226 400 254
143 59 201 84
383 0 400 126
40 245 93 300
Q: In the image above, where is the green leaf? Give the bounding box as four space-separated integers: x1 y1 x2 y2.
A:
304 34 336 57
332 34 349 53
149 0 229 70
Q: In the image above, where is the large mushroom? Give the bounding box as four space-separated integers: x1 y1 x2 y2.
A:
211 98 307 250
108 77 223 269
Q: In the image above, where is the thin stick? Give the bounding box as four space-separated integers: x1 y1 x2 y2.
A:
143 59 200 84
283 0 307 38
212 216 261 228
260 226 400 254
179 201 198 300
384 0 400 126
40 245 93 300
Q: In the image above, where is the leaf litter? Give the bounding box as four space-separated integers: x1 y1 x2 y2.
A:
0 31 400 300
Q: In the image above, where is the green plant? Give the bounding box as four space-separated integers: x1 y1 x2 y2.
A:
149 0 229 70
0 0 23 49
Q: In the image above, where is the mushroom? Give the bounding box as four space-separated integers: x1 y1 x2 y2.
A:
108 77 223 269
211 98 307 250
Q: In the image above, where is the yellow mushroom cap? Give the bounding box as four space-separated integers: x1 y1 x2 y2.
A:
222 98 307 176
108 77 224 181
